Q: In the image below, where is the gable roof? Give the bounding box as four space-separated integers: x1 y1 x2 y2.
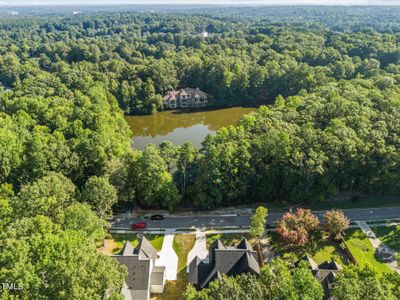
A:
237 239 253 250
210 239 225 250
208 239 226 263
163 94 177 101
119 241 136 256
112 237 159 295
313 269 337 297
294 256 342 300
163 88 209 100
188 256 201 284
294 255 319 270
135 236 158 260
318 260 342 271
189 239 260 289
180 89 188 96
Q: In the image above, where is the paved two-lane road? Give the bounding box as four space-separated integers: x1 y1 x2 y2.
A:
111 207 400 230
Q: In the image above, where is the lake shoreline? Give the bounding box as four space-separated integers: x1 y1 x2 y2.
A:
126 106 259 150
124 103 264 117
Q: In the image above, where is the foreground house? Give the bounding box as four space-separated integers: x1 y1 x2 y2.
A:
112 237 166 300
163 87 210 109
188 239 260 289
294 255 342 299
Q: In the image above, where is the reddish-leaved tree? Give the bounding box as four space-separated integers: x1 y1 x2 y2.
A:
276 208 320 246
323 209 350 240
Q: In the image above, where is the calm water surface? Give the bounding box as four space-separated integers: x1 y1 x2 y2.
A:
125 107 257 150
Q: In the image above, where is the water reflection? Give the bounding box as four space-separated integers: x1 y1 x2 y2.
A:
125 107 257 150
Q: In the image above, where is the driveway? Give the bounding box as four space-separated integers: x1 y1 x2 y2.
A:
187 231 208 272
155 229 178 280
357 221 399 274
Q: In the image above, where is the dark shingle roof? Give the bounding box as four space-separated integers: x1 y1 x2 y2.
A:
294 255 319 270
235 251 260 275
119 241 136 256
237 239 253 250
318 261 342 271
188 256 201 283
209 239 225 263
295 256 342 300
136 236 158 260
113 237 160 293
115 255 151 291
313 269 337 297
189 239 260 289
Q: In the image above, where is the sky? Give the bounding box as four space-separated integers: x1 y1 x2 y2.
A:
1 0 400 6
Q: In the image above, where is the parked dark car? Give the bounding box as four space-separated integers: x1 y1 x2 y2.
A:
150 214 165 220
131 222 147 229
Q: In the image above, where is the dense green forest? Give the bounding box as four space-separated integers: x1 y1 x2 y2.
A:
0 6 400 298
1 6 400 115
1 6 400 209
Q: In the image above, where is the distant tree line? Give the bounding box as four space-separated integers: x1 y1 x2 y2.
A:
1 9 400 115
0 8 400 298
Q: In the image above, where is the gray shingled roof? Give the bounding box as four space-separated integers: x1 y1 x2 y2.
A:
188 256 200 283
113 237 160 295
208 239 225 263
318 261 342 271
313 269 338 298
136 236 158 261
237 239 253 250
189 239 260 289
230 251 260 276
294 255 319 270
115 255 151 291
295 256 342 300
119 241 136 256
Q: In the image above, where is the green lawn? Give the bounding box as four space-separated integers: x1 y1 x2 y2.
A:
110 233 164 253
371 225 400 252
154 234 196 300
269 231 348 266
344 229 392 274
312 243 345 265
206 233 254 248
305 195 400 211
206 232 347 267
260 195 400 212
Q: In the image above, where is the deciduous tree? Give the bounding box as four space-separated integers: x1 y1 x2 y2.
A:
276 209 320 246
323 209 350 239
81 176 118 219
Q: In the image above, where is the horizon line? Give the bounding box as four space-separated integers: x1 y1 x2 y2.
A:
1 3 400 7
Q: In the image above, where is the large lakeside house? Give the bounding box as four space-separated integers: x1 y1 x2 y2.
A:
162 87 210 109
112 237 166 300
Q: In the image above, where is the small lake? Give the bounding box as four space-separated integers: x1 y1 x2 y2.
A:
125 107 258 150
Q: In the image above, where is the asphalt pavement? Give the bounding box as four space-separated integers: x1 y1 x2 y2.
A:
111 206 400 230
